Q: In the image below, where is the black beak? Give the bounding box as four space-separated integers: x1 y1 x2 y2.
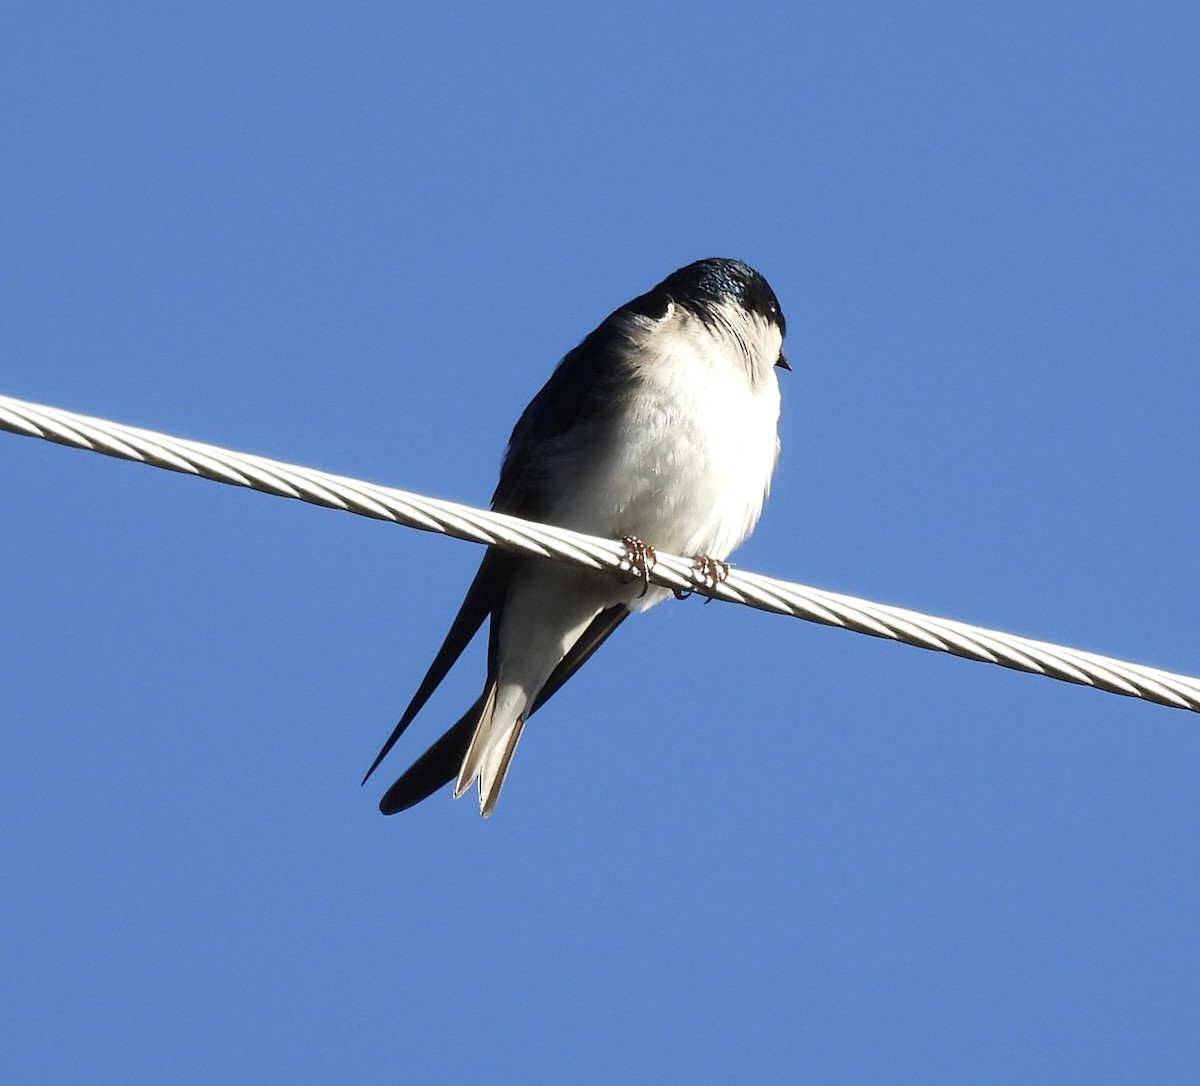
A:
775 352 791 371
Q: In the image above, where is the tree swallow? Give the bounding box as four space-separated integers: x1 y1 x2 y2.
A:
363 258 789 816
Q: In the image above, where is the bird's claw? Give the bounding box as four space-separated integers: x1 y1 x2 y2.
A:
619 535 658 598
674 554 730 602
691 554 730 588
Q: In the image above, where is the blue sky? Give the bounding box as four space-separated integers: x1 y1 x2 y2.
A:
2 4 1198 1082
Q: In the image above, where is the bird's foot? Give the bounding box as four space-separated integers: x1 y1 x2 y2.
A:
619 536 658 598
674 554 731 601
692 554 730 588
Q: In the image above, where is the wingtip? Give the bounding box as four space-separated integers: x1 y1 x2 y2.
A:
360 724 404 787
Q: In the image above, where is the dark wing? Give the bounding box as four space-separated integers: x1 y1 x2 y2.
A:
491 288 669 518
530 603 631 711
378 602 631 813
370 285 671 805
361 548 516 784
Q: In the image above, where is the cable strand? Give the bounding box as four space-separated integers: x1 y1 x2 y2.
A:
3 391 1198 713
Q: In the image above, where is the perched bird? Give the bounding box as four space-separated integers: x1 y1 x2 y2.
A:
363 257 789 816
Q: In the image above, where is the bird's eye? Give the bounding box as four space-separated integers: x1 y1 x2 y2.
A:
633 291 674 321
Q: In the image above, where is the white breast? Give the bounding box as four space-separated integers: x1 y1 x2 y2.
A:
547 304 783 564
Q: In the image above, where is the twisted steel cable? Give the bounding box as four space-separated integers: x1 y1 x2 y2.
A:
3 391 1198 713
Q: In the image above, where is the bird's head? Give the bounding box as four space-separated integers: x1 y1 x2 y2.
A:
649 258 790 372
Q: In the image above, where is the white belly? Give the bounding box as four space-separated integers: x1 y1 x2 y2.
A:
546 326 782 564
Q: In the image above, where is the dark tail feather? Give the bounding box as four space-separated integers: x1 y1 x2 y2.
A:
378 699 481 815
376 605 631 815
